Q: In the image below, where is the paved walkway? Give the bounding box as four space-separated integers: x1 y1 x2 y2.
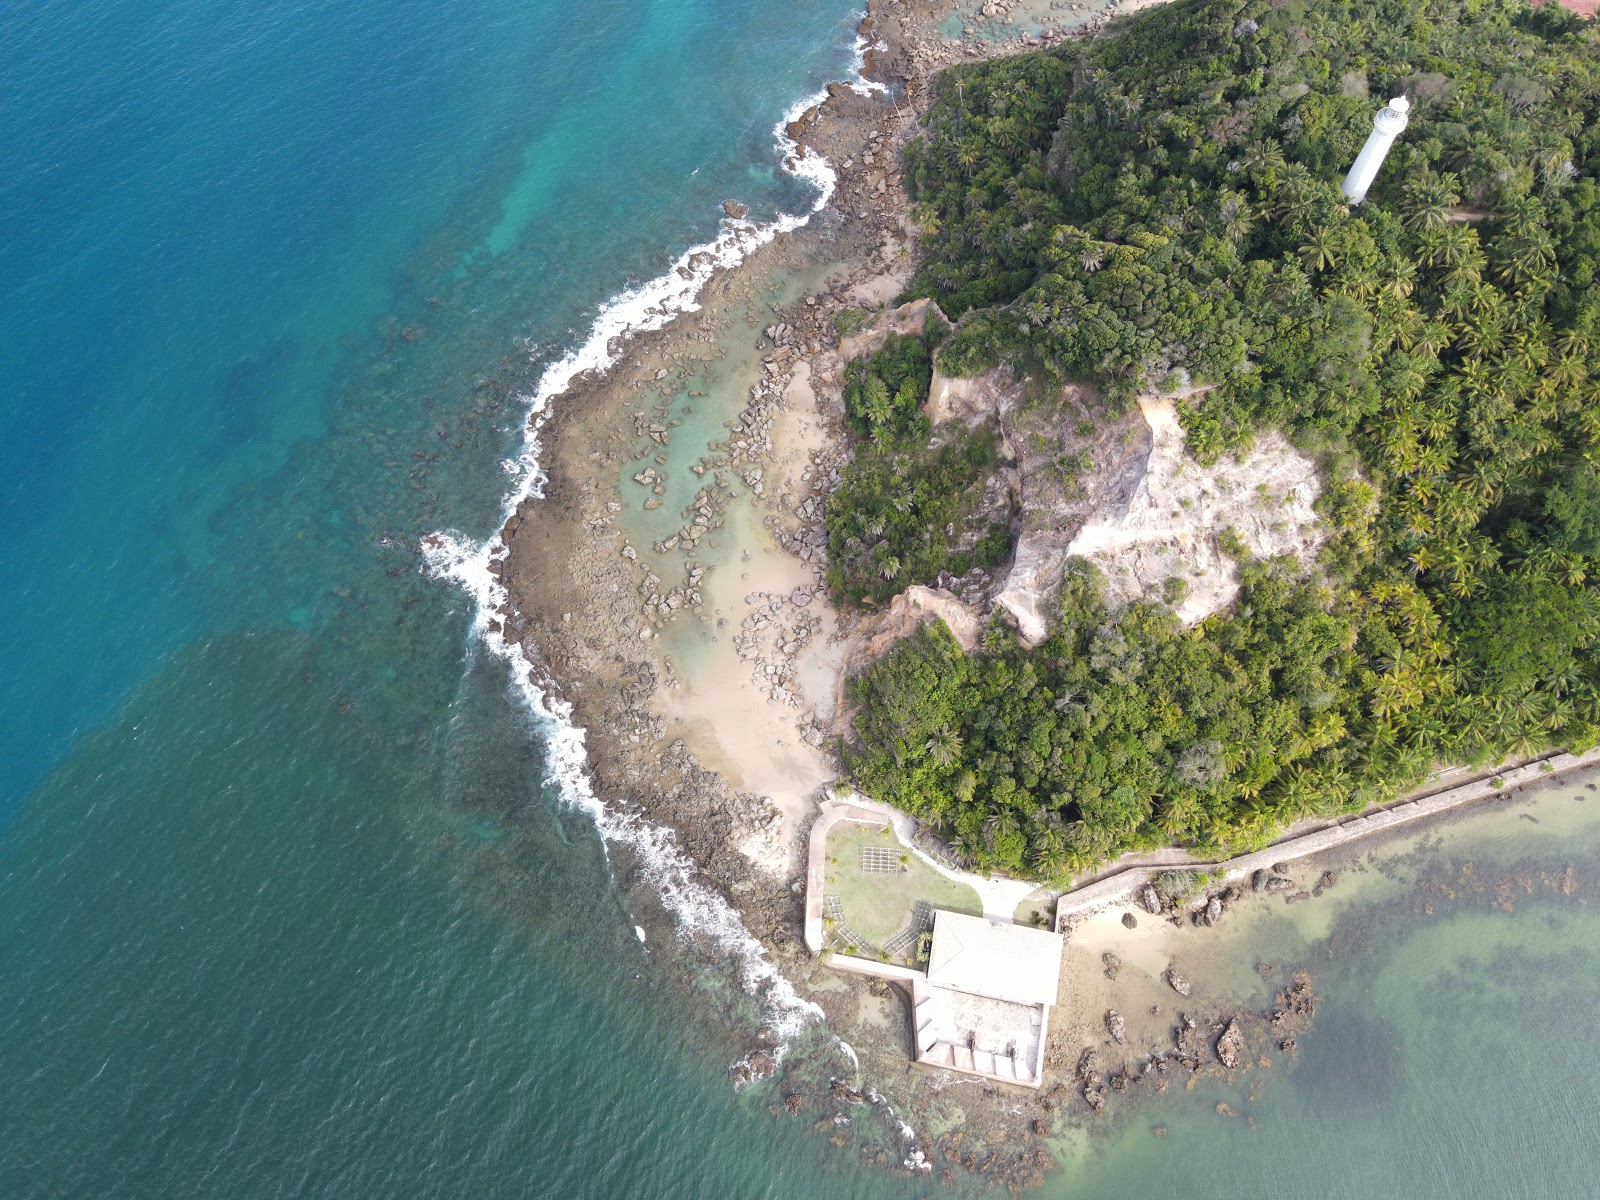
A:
1053 747 1600 927
805 750 1600 951
803 792 1039 954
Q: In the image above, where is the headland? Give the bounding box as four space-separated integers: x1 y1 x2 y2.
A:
475 0 1600 1184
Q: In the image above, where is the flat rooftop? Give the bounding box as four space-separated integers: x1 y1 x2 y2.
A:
926 911 1063 1007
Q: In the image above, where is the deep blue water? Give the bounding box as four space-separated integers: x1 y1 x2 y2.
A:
0 1 929 1196
10 1 1600 1197
0 0 848 818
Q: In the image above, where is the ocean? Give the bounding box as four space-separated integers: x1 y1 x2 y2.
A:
4 0 1600 1196
0 0 912 1195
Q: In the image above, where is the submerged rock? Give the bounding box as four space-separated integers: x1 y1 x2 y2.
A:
830 1079 865 1105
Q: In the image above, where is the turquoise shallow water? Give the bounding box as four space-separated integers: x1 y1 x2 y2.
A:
1044 781 1600 1200
8 0 1600 1195
0 0 922 1195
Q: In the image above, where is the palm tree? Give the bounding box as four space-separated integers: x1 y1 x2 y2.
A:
1297 226 1339 273
1383 257 1419 298
1433 223 1479 271
983 810 1021 852
1412 319 1452 358
1401 172 1460 231
1499 194 1548 240
877 554 901 582
925 726 963 769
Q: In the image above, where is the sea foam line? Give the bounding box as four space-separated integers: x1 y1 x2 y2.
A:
421 51 873 1037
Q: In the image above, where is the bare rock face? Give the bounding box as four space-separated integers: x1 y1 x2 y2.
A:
991 389 1150 645
837 297 948 364
1064 396 1327 624
840 585 984 683
923 363 1019 427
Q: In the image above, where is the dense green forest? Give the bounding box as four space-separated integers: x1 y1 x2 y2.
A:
841 0 1600 879
825 330 1012 603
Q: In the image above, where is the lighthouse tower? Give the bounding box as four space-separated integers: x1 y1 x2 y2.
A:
1341 96 1410 206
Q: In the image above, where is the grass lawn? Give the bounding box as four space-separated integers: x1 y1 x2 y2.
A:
1013 892 1059 930
822 820 982 964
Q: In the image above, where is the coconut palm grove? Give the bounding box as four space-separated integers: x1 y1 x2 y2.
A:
838 0 1600 878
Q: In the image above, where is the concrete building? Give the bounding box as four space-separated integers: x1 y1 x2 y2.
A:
912 912 1063 1087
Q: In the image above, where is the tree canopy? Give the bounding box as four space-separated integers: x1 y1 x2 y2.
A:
840 0 1600 879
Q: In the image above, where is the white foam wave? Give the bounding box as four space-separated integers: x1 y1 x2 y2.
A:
422 531 823 1037
847 30 889 96
836 1038 860 1074
419 47 883 1039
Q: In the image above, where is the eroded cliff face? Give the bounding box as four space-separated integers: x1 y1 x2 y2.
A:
908 357 1326 644
1062 397 1324 625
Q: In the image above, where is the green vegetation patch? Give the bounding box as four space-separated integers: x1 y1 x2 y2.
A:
823 821 983 963
841 0 1600 880
827 330 1015 605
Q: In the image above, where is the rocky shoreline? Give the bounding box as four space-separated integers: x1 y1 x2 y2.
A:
488 0 1334 1184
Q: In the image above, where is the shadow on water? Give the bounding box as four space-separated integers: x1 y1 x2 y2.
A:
1290 1007 1403 1114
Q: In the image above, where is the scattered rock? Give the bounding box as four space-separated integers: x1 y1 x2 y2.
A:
1215 1018 1245 1069
1166 968 1191 997
1138 882 1162 914
722 199 750 219
1105 1010 1126 1045
1121 911 1138 930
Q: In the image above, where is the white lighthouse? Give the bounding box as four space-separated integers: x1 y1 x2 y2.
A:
1341 96 1411 206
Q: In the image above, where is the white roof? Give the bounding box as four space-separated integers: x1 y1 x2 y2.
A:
925 911 1063 1007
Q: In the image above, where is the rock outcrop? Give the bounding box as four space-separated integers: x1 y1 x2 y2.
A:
837 297 948 365
1215 1018 1245 1069
1063 396 1326 624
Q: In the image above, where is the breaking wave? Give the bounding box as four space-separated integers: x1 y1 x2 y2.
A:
422 36 882 1036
